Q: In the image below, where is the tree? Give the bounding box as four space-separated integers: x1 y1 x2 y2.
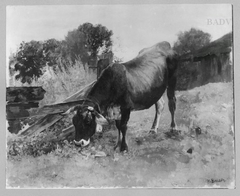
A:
65 22 113 68
173 28 211 56
10 22 114 84
13 40 45 84
43 39 72 73
11 39 68 84
78 23 113 56
64 29 89 69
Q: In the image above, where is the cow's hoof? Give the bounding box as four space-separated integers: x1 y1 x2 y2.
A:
122 150 128 154
120 144 128 153
170 126 178 132
149 129 157 134
114 140 121 151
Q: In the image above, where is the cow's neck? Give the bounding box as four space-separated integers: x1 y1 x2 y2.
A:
87 63 125 113
87 77 112 113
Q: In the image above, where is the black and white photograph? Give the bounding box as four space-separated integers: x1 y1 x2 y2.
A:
6 3 234 188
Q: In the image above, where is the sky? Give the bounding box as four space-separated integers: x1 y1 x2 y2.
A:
6 4 232 61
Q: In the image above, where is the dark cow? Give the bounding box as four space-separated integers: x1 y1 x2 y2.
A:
97 58 111 79
66 41 178 152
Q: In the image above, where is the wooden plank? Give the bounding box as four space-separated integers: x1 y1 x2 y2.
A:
20 114 63 136
6 86 46 103
6 102 40 120
6 86 46 134
6 106 30 120
63 80 96 103
28 99 92 117
57 125 75 140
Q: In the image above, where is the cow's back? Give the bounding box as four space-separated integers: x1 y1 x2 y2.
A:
121 42 175 109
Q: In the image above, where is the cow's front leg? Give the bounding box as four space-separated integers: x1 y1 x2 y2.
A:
115 108 130 152
168 95 177 131
150 97 165 134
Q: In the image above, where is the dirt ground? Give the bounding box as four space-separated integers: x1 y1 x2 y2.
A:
6 82 235 188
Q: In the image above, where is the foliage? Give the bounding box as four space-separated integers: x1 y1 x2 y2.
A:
7 132 56 157
65 22 113 67
9 58 91 104
13 41 45 84
31 61 89 105
42 39 72 73
78 23 113 55
64 29 89 70
10 22 113 84
7 133 75 158
11 39 68 84
173 28 211 55
7 111 75 158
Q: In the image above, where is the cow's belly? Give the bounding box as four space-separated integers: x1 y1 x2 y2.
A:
124 63 168 110
128 83 167 110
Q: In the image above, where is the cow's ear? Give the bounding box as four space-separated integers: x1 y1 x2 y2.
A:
94 111 109 125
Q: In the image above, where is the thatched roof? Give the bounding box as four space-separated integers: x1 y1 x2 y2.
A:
180 32 232 61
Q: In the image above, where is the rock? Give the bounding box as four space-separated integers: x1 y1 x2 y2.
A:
135 138 143 145
221 103 228 110
98 145 103 150
187 148 193 154
195 127 201 135
113 156 119 162
205 155 212 162
94 151 107 158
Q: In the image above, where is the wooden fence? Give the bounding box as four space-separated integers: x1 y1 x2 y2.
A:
6 87 46 134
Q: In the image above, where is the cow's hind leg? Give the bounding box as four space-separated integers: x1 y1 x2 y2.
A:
149 97 165 134
114 108 131 152
167 76 177 131
114 121 121 150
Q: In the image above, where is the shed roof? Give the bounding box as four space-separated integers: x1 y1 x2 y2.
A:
180 32 232 61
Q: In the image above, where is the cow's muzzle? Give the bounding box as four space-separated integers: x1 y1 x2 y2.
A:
74 139 90 147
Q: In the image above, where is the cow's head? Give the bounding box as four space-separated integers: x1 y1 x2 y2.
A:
72 105 108 147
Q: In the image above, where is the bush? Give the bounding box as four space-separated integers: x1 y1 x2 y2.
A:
34 60 89 105
7 127 75 158
7 132 56 158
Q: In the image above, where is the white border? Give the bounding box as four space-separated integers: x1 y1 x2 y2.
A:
1 0 239 195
